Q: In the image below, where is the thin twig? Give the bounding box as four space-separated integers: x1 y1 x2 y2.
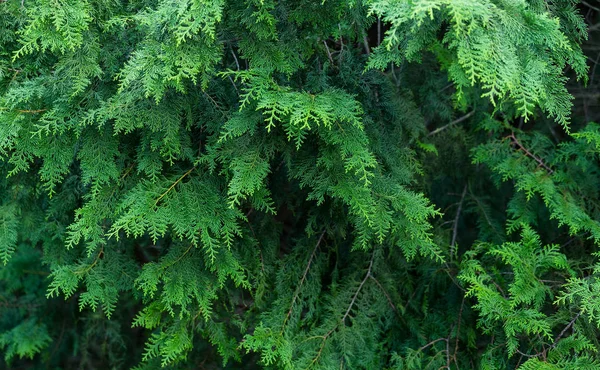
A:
154 166 196 206
76 247 104 275
590 51 600 87
230 48 241 71
362 34 370 56
46 320 66 369
468 190 502 238
228 75 240 97
440 83 454 92
0 108 46 114
418 337 448 352
308 250 376 368
281 230 327 332
323 40 334 65
445 329 451 369
508 132 553 174
203 92 221 110
428 110 475 136
583 1 600 11
391 63 399 86
515 348 541 359
451 185 467 256
550 312 581 350
377 18 381 46
18 109 46 114
228 47 241 96
369 275 399 315
453 296 465 370
442 263 466 292
170 244 194 267
340 250 375 323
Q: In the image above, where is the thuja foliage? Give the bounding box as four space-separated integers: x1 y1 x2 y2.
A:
0 0 600 368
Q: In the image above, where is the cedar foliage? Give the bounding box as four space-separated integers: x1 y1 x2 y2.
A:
0 0 599 369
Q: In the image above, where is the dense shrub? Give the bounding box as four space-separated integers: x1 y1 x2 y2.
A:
0 1 600 369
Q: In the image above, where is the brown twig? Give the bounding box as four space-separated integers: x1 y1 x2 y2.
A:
507 132 553 174
514 311 581 360
369 275 399 315
76 247 104 275
418 337 448 352
550 312 581 350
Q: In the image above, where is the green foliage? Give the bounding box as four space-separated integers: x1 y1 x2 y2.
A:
0 0 599 369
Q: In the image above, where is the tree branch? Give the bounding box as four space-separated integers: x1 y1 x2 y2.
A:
281 230 327 332
508 132 553 174
550 311 581 350
341 250 375 324
451 184 467 256
309 249 376 368
428 110 475 136
154 166 196 206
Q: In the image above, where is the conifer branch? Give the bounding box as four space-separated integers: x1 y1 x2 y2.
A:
467 190 503 238
154 166 196 207
309 250 375 368
0 1 595 367
369 275 398 315
281 230 326 333
76 247 104 275
340 250 375 324
549 311 581 350
507 132 554 174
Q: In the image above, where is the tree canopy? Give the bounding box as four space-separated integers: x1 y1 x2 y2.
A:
1 0 600 369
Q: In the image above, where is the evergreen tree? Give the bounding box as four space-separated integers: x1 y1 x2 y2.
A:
0 0 599 369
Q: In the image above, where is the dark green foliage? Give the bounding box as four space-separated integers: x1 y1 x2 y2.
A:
0 0 600 369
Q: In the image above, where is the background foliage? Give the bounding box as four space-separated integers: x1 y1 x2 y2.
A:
1 0 600 369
